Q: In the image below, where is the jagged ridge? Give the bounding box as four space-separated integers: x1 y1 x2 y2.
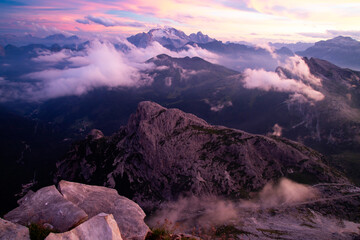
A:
55 101 347 210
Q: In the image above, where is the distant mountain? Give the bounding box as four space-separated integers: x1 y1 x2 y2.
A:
297 36 360 70
270 41 314 52
127 27 215 49
185 40 266 55
182 40 291 70
55 101 346 210
45 34 79 41
27 54 360 182
189 31 215 43
274 46 294 56
0 34 83 47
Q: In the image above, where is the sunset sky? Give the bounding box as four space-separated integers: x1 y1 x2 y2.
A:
1 0 360 43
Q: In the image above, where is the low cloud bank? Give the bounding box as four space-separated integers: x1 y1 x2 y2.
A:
256 178 317 207
1 37 324 103
244 45 324 102
148 178 317 230
243 68 324 101
25 41 154 100
0 39 218 102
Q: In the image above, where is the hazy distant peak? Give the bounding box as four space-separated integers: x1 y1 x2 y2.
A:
189 31 215 43
331 35 357 42
315 35 360 47
148 27 188 39
45 34 67 40
127 26 215 48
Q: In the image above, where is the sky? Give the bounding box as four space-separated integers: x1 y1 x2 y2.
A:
0 0 360 43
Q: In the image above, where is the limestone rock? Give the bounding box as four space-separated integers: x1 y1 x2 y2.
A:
45 213 122 240
0 218 30 240
4 185 88 232
87 129 104 140
59 181 149 240
56 101 348 211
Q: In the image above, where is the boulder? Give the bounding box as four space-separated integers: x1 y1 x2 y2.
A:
45 213 122 240
59 181 149 240
4 185 88 232
0 217 30 240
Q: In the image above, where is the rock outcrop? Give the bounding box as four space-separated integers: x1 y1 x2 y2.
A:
45 213 122 240
4 185 88 232
55 101 348 211
59 181 149 240
0 218 30 240
3 181 150 240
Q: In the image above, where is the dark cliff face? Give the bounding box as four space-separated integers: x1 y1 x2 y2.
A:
55 101 347 211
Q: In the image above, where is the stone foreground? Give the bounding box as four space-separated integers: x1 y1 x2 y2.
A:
3 181 149 240
46 213 122 240
0 218 30 240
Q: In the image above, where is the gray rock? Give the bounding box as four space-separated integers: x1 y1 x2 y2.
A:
4 185 88 232
17 190 35 205
45 213 122 240
59 181 149 240
0 218 30 240
87 129 104 140
55 101 349 212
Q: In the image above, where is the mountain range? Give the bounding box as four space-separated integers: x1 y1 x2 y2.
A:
0 34 82 47
1 27 360 235
297 36 360 70
127 27 215 49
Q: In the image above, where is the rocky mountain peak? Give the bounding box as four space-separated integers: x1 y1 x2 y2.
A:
127 101 209 134
148 27 188 39
127 27 215 48
56 102 348 211
189 31 215 43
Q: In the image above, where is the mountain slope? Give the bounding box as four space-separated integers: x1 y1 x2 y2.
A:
55 102 347 211
297 36 360 70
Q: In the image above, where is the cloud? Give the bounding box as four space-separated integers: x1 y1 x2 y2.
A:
125 40 219 64
0 38 220 102
326 30 360 38
256 43 278 59
300 30 360 40
24 40 154 100
147 178 317 232
27 22 72 37
282 55 322 86
243 68 324 101
256 178 317 207
76 19 90 24
271 123 282 136
32 49 72 64
242 54 324 102
78 15 145 28
148 195 238 231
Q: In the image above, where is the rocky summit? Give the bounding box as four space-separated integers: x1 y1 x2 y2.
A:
55 101 348 211
45 213 123 240
2 181 149 240
58 180 149 240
